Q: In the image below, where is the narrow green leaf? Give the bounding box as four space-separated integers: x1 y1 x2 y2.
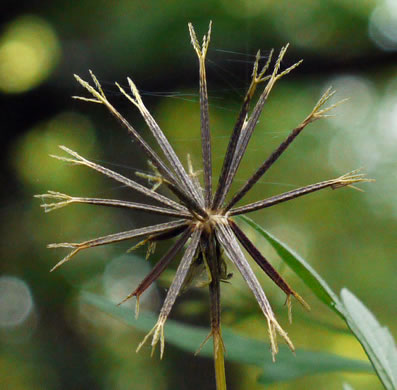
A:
237 215 346 317
235 215 397 390
81 291 372 384
341 288 397 390
82 291 212 354
257 348 370 385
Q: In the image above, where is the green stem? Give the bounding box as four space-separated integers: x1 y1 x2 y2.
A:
207 236 227 390
213 325 226 390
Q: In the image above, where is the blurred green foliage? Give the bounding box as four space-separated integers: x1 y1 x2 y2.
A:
1 1 396 389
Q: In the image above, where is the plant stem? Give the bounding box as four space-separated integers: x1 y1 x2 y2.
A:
207 236 227 390
213 326 226 390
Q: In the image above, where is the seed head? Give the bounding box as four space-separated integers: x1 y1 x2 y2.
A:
36 22 373 367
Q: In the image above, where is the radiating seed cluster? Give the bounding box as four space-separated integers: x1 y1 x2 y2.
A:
36 22 371 361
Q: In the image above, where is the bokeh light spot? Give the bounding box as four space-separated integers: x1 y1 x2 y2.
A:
376 93 397 142
11 111 97 191
0 276 33 327
103 254 160 313
369 0 397 50
326 75 379 171
325 75 375 129
0 15 60 94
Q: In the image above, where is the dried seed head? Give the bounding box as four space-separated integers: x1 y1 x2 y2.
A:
36 22 373 374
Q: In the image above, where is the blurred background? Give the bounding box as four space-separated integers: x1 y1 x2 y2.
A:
1 0 396 389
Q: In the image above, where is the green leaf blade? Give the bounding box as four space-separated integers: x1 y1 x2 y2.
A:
81 291 372 384
258 348 371 384
341 288 397 390
228 216 397 389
